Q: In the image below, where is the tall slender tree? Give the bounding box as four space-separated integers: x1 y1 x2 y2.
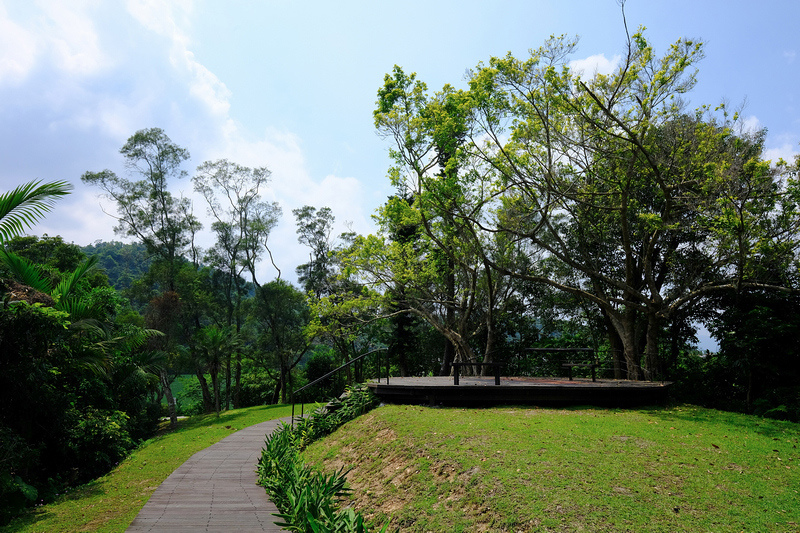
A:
82 128 200 292
193 159 281 408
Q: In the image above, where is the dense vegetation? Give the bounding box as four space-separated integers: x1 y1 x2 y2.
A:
2 21 800 526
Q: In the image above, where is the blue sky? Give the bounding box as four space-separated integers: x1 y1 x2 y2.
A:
1 0 798 290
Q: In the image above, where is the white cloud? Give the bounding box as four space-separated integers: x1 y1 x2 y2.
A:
195 124 377 283
784 50 796 64
740 115 762 134
0 3 38 84
126 0 230 117
38 0 106 76
569 53 621 81
763 140 799 166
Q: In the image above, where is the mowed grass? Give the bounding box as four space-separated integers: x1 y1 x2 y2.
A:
302 405 800 532
1 404 296 533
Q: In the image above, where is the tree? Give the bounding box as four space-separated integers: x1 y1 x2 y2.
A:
193 325 240 416
293 205 336 298
369 67 523 375
463 28 800 379
193 159 281 408
251 279 312 403
82 128 201 292
193 159 281 292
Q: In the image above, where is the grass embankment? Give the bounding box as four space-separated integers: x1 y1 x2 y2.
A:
302 405 800 532
2 404 296 533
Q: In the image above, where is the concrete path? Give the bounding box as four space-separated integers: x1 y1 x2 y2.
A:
126 416 291 532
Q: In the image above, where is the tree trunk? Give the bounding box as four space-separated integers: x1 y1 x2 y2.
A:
224 353 231 410
195 370 214 413
644 312 662 381
439 260 456 376
481 321 495 376
233 351 241 409
608 307 645 380
160 370 178 428
279 365 288 404
210 369 221 416
600 307 625 379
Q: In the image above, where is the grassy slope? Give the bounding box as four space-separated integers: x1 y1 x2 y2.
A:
302 405 800 532
1 404 295 533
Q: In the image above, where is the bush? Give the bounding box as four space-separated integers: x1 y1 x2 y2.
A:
293 385 379 449
257 385 386 532
65 408 136 481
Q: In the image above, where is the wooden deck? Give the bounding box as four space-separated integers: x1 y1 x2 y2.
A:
367 376 671 408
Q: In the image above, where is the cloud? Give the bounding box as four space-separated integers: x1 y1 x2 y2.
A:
193 123 376 282
38 0 106 76
784 50 796 64
740 115 762 134
0 3 38 84
569 53 621 81
126 0 230 117
1 1 375 285
763 137 799 166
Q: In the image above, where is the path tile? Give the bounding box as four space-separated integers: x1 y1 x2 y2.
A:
126 416 290 532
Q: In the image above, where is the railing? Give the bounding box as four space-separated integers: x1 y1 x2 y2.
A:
290 346 388 426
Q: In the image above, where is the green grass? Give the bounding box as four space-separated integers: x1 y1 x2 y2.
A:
302 405 800 532
1 404 296 533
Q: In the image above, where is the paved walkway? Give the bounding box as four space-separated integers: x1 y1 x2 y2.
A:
126 416 291 532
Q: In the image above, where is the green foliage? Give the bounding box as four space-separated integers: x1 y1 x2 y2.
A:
679 291 800 421
81 128 201 292
257 386 385 532
0 180 72 243
300 347 345 403
65 408 136 480
80 240 151 291
3 405 294 532
292 385 379 450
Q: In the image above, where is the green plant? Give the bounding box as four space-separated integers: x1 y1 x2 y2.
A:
258 386 385 532
294 385 379 449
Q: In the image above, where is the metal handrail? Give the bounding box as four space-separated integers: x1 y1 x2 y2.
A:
290 346 388 426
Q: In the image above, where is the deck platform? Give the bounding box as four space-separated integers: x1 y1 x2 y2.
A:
367 376 671 408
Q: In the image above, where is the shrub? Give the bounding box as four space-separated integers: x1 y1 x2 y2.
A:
257 385 386 532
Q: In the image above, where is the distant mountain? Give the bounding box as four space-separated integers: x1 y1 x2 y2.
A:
81 241 152 291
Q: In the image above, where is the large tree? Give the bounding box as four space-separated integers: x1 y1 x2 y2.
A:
370 26 800 381
366 67 524 375
82 128 201 292
459 30 800 379
251 279 312 403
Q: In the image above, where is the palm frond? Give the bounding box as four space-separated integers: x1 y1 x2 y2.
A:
0 248 53 294
52 255 99 302
115 328 164 353
0 180 73 242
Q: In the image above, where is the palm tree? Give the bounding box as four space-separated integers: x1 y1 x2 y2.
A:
0 180 72 243
193 325 240 416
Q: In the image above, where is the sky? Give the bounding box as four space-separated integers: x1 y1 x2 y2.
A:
1 0 798 295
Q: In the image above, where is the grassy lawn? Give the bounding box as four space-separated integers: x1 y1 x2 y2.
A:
302 405 800 532
1 404 295 533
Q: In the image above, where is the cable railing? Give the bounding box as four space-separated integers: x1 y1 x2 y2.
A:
290 346 388 426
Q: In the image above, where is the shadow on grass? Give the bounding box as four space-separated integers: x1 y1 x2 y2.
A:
641 404 799 439
1 482 107 533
